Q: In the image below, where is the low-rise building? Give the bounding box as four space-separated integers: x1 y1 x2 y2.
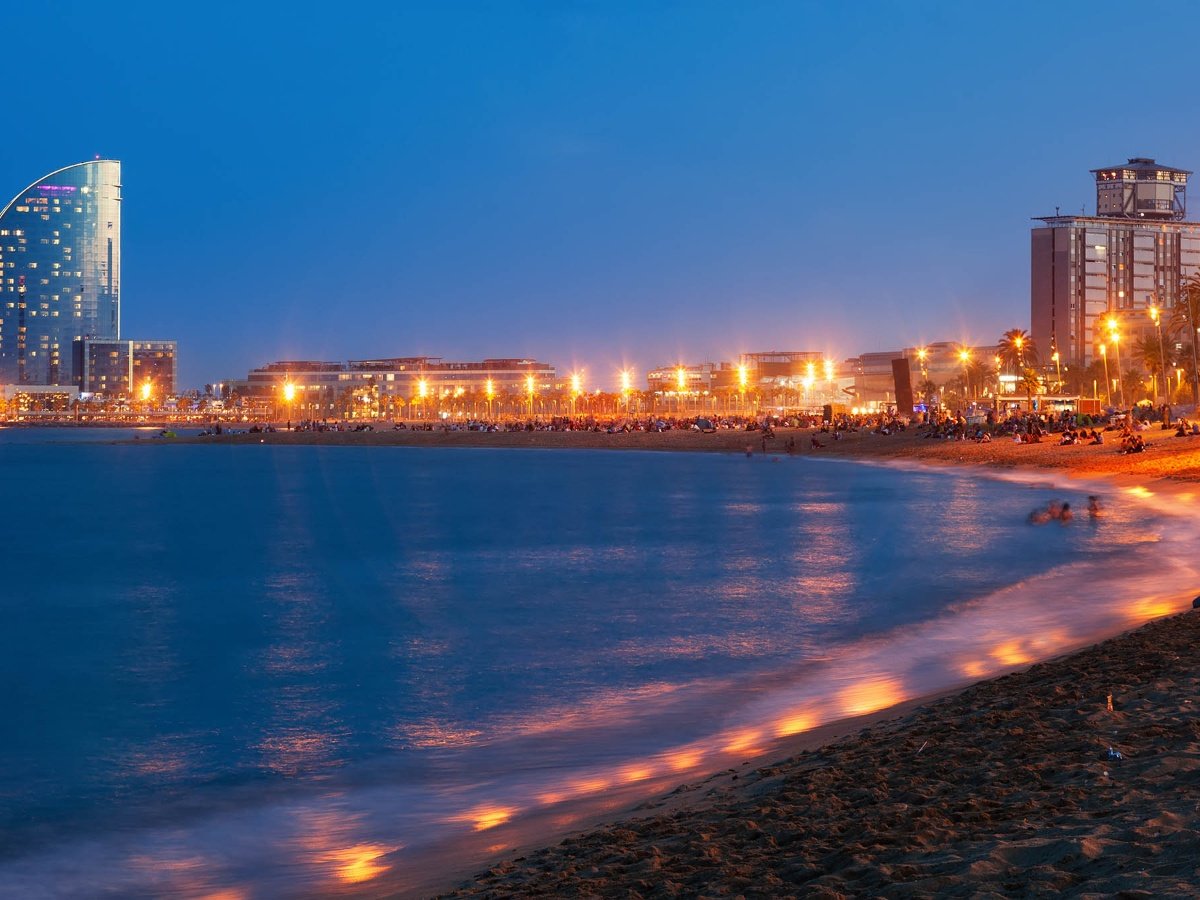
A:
72 338 178 397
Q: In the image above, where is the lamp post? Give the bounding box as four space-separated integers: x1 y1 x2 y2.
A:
417 377 428 420
141 379 153 420
737 364 748 416
958 348 971 404
676 366 687 415
994 355 1002 414
1100 343 1111 407
282 380 295 430
1148 302 1168 405
525 374 536 419
1051 351 1061 394
570 371 582 417
1107 318 1126 410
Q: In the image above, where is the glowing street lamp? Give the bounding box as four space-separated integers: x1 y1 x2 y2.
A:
417 377 429 420
1100 343 1111 406
485 377 495 419
1050 351 1061 393
570 371 582 415
737 364 748 414
526 373 536 419
282 380 296 429
957 348 971 401
1106 318 1126 409
1148 302 1168 405
140 380 152 403
676 366 687 414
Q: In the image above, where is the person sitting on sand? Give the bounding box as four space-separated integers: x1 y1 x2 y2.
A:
810 436 824 449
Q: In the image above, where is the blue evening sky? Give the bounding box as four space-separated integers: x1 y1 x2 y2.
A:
5 1 1199 389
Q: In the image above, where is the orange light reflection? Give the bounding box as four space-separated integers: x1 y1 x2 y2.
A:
325 843 394 884
838 677 904 717
775 710 816 737
452 804 518 832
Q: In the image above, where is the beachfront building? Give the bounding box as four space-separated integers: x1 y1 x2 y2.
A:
73 338 178 398
0 159 122 385
230 357 558 420
1031 158 1200 368
850 343 1000 410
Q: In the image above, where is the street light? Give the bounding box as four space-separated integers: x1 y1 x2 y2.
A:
1100 343 1111 406
570 371 582 416
1050 351 1061 394
993 355 1002 412
282 380 295 430
526 373 536 419
1148 302 1168 406
676 366 687 415
737 364 748 414
417 377 428 420
1106 318 1126 410
958 348 971 402
485 377 495 420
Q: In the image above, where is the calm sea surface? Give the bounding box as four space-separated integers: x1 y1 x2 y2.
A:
0 428 1195 897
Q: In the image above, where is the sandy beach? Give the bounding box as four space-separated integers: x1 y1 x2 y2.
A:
166 422 1200 895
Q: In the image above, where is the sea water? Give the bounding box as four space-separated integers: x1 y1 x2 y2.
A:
0 429 1195 897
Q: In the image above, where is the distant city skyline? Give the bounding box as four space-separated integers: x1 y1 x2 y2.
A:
6 2 1200 389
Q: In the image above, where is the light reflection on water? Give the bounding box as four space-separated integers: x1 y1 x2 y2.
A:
0 438 1195 898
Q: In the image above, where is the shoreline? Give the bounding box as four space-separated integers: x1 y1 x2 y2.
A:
440 607 1200 897
137 420 1200 486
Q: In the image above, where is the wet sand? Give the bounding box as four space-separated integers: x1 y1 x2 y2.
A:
442 609 1200 897
172 423 1200 895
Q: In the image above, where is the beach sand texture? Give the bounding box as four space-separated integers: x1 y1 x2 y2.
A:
444 610 1200 897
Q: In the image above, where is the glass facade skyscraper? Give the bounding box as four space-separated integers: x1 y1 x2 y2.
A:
0 159 121 384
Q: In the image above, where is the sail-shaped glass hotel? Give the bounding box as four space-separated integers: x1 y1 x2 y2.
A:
0 159 120 384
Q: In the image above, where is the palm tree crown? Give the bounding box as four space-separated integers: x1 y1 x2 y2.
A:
997 329 1037 373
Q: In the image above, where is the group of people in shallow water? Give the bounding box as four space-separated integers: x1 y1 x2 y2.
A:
1028 495 1102 525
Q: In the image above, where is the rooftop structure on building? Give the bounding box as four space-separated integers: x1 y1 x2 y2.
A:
1031 157 1200 370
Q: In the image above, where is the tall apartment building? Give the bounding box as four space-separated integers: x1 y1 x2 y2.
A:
1031 157 1200 368
0 159 121 384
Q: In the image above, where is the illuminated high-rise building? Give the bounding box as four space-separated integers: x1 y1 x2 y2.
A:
1031 158 1200 368
0 159 121 384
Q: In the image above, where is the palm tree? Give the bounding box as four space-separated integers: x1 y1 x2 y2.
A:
915 378 937 409
1173 275 1200 404
1020 367 1042 412
998 329 1037 374
1132 334 1168 399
